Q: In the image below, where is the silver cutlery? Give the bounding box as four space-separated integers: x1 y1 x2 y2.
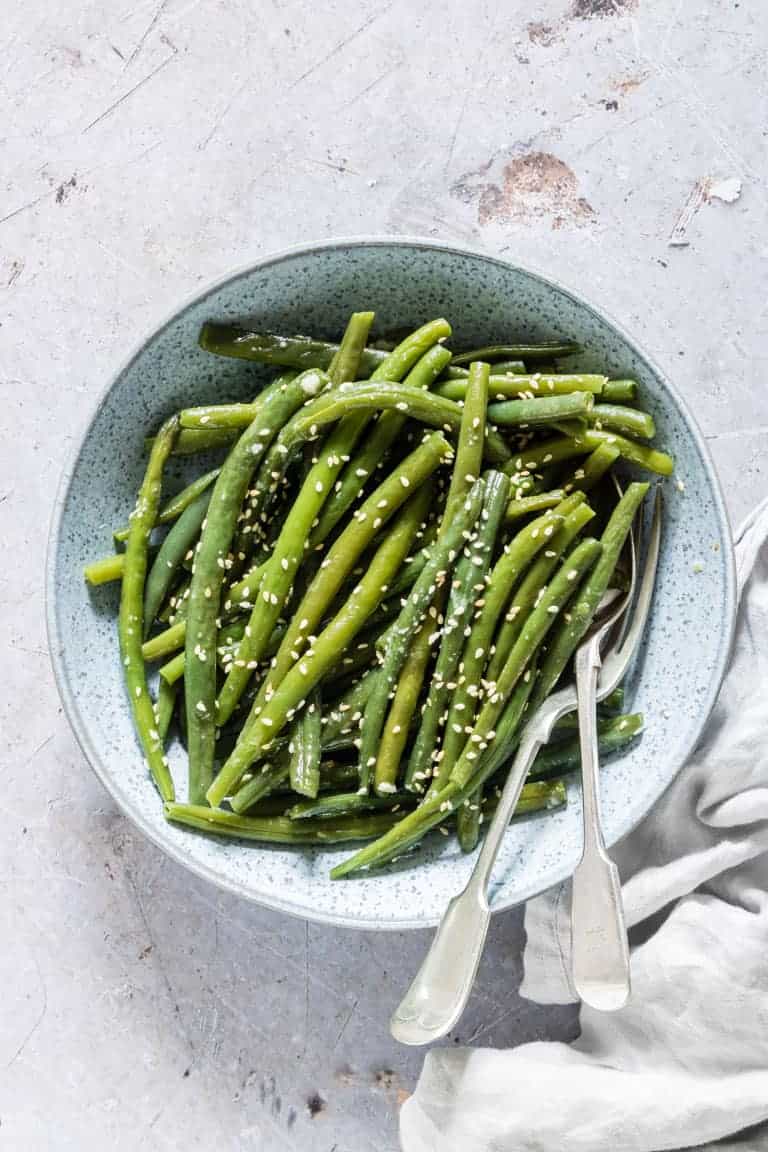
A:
390 488 661 1046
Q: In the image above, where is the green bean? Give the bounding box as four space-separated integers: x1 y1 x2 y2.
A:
503 430 673 476
84 553 125 585
155 678 178 743
229 759 290 813
402 470 508 797
505 490 565 523
291 382 510 466
198 323 389 376
602 379 637 403
114 468 221 543
208 483 433 806
528 713 644 780
184 369 328 805
360 478 486 792
531 481 649 710
590 403 655 440
143 489 212 635
309 345 453 546
330 670 539 878
166 803 401 843
442 361 526 381
436 374 605 402
257 432 451 696
288 792 415 820
486 499 596 685
214 314 376 724
143 619 187 661
159 650 185 686
373 615 434 792
443 362 489 518
450 537 602 791
288 689 322 798
119 415 179 802
485 777 567 816
424 503 571 793
488 392 594 427
154 428 238 456
321 667 383 750
565 443 620 493
450 342 580 365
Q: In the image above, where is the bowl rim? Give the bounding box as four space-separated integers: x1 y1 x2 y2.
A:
46 234 737 930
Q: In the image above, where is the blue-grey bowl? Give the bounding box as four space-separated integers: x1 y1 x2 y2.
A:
47 238 735 929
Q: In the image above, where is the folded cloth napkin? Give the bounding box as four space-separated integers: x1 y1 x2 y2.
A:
400 495 768 1152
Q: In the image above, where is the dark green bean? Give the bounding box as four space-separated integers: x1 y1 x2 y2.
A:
450 342 580 365
198 323 389 376
288 689 322 798
143 488 212 635
166 803 401 843
436 374 605 402
590 403 655 440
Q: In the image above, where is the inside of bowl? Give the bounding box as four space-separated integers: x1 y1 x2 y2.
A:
50 240 734 928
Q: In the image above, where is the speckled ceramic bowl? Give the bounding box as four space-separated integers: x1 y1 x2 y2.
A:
47 238 735 929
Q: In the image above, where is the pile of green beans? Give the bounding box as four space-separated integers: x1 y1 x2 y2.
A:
83 314 671 876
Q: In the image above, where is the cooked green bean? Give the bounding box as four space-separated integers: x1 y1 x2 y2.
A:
528 713 644 779
590 403 655 440
198 323 389 376
488 391 594 427
208 483 433 806
114 468 221 543
157 427 238 456
143 488 212 635
451 341 580 365
531 482 649 710
155 678 178 743
505 490 565 522
229 759 291 813
436 374 605 403
166 802 401 843
602 379 637 403
288 689 322 798
288 791 415 820
290 382 510 466
504 430 673 476
185 368 328 804
84 553 125 585
119 414 179 802
309 344 453 546
373 615 434 792
143 619 187 661
566 442 620 492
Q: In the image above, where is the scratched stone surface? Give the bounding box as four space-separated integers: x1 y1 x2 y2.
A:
1 0 766 1148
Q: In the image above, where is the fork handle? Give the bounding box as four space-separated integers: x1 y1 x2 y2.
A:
571 639 631 1010
390 729 543 1046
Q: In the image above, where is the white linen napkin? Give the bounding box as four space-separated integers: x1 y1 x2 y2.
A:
400 496 768 1152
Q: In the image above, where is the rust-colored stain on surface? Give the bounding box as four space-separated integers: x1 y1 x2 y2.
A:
465 152 594 229
610 71 648 95
527 20 558 45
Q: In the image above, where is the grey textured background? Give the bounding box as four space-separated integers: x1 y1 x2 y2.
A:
2 0 765 1148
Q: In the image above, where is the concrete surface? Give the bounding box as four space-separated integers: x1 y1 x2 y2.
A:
1 0 766 1148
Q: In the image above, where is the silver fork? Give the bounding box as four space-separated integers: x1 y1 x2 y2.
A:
390 488 662 1046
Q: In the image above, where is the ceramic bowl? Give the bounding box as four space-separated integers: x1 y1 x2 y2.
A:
47 238 735 929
